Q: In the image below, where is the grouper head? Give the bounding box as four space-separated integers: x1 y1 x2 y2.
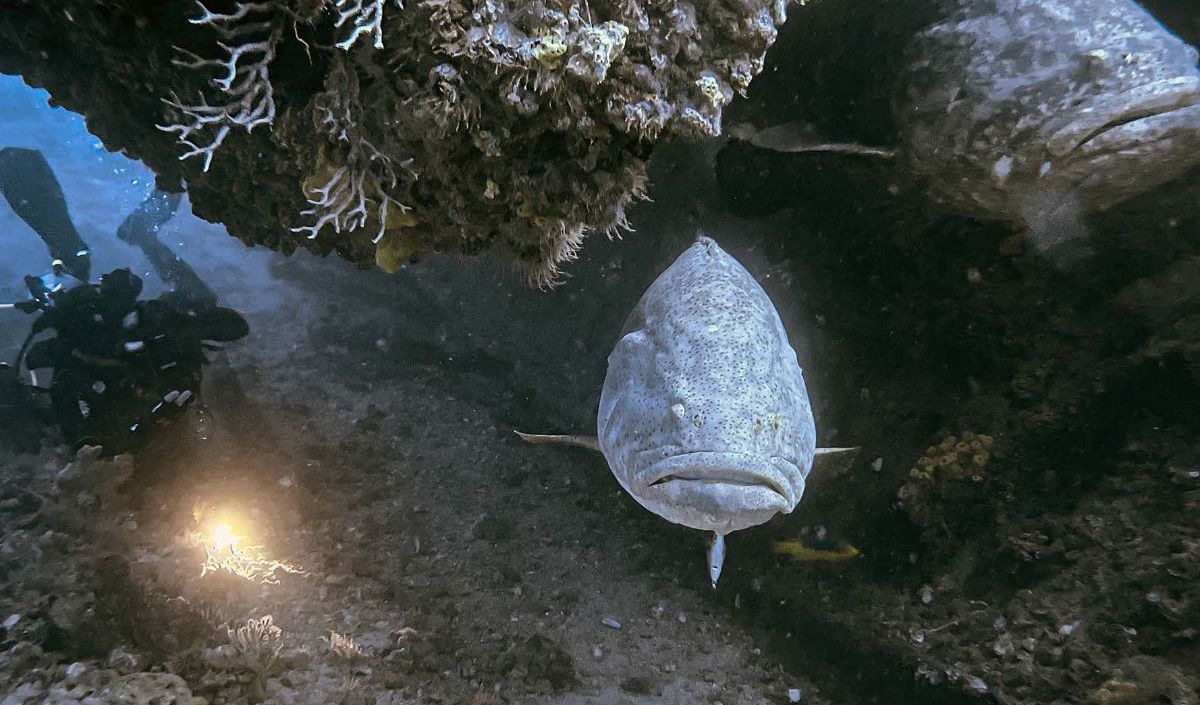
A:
596 235 816 536
894 0 1200 225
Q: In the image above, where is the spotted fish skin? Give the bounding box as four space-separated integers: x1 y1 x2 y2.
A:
895 0 1200 223
597 235 816 535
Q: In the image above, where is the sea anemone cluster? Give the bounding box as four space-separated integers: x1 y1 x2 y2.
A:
908 431 993 484
162 0 790 285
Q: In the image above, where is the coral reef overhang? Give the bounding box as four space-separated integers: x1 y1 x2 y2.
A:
0 0 787 286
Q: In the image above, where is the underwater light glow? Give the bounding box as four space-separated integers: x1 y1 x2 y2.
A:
210 522 238 554
191 507 305 584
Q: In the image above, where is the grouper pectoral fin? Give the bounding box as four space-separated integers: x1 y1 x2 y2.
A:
811 446 861 475
514 431 602 452
735 121 897 159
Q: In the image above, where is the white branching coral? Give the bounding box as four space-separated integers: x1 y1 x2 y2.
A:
293 161 411 244
158 1 283 172
228 615 284 672
333 0 398 51
197 616 284 701
294 166 373 238
199 538 303 583
325 630 367 662
291 56 415 243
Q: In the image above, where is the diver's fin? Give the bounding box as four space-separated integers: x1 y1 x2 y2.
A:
733 121 896 159
514 431 602 452
117 189 218 308
812 446 861 475
0 147 91 281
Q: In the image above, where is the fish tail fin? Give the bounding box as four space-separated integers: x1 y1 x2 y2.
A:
514 431 602 452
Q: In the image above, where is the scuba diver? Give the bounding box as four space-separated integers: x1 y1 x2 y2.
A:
0 146 249 454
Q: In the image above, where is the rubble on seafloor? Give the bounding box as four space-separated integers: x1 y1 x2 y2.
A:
0 446 392 705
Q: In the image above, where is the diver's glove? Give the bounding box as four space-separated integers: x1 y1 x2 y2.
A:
8 261 74 314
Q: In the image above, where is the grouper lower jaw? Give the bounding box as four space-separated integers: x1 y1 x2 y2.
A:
625 451 807 534
632 487 793 534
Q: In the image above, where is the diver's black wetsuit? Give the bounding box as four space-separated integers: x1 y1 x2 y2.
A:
23 268 247 450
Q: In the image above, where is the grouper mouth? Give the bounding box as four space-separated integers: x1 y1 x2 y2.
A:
1047 77 1200 156
648 469 786 494
637 451 799 505
623 451 806 533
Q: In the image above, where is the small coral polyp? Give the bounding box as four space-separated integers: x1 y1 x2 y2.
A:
160 0 788 286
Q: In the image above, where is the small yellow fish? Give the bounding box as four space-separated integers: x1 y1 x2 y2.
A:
772 538 861 562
